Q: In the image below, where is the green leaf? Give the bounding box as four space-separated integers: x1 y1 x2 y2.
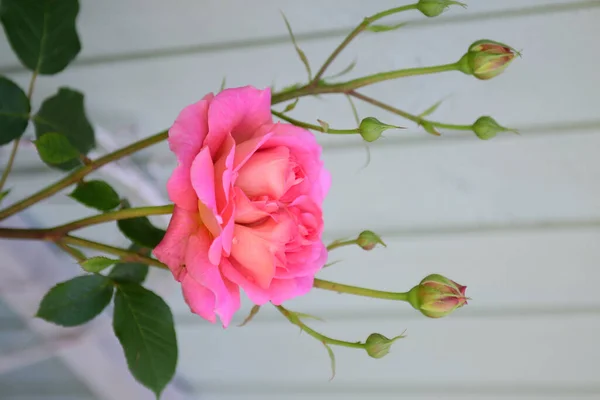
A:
69 180 121 211
36 275 113 327
295 312 324 322
0 76 30 146
0 189 10 203
0 0 81 75
34 87 95 170
238 305 261 327
79 256 119 273
219 76 227 91
117 207 166 249
317 119 329 133
327 60 357 80
367 22 407 33
418 99 445 118
323 343 336 381
113 283 177 398
281 12 312 81
282 99 299 113
109 261 149 284
34 132 80 165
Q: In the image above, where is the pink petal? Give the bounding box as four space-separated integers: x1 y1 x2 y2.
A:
236 146 291 199
232 126 275 172
168 93 214 166
230 224 278 289
190 147 216 211
181 272 217 323
153 206 199 281
166 164 197 211
205 86 272 155
233 187 272 224
269 275 315 305
221 259 270 305
185 232 241 327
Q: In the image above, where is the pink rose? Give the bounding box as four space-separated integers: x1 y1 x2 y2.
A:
154 86 330 327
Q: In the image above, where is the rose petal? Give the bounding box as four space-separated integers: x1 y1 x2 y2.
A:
167 164 197 211
168 93 214 166
181 272 217 323
185 232 241 327
153 206 199 281
269 275 315 305
206 86 272 155
236 146 291 199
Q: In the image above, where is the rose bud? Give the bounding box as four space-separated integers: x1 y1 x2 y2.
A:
364 333 405 359
417 0 466 18
359 117 402 142
356 230 386 251
458 39 517 80
472 116 516 140
407 274 468 318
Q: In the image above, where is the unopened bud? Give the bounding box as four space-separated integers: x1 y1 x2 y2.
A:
472 116 515 140
458 39 517 80
408 274 468 318
417 0 466 17
356 230 386 251
359 117 402 142
364 333 404 359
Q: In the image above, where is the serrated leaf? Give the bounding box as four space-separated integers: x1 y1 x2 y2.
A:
0 76 30 146
34 132 80 165
69 180 121 211
36 275 113 327
281 12 312 81
34 87 95 170
238 305 261 327
113 282 177 398
0 0 81 75
282 99 299 113
418 99 444 118
109 262 149 284
79 256 119 273
367 22 407 33
323 343 336 381
117 206 166 249
327 60 357 80
317 119 329 132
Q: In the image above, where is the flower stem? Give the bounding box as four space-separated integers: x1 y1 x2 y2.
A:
350 91 473 131
272 110 359 134
50 205 174 235
275 305 365 349
272 63 460 104
313 278 408 301
312 3 419 83
0 130 168 221
0 72 39 195
326 239 357 251
0 140 20 194
60 236 167 269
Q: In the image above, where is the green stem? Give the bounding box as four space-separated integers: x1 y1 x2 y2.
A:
272 62 460 104
313 278 408 301
50 205 174 235
275 305 364 349
0 139 20 193
312 3 418 83
0 130 168 221
272 110 359 134
350 91 473 130
61 236 167 269
0 72 38 194
56 241 86 262
326 239 357 251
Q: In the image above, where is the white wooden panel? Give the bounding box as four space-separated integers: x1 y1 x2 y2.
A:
210 396 598 400
176 315 600 386
0 0 590 68
1 6 598 151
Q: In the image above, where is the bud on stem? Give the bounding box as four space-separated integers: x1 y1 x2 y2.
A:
417 0 466 18
458 39 518 80
408 274 468 318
